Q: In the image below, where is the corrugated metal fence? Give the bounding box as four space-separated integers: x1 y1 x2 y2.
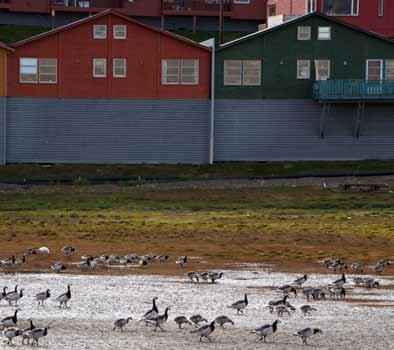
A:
5 98 210 164
215 99 394 161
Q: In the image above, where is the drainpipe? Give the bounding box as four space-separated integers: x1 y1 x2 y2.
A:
2 97 6 165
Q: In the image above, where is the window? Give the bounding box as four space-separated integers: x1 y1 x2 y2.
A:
298 26 311 40
113 25 126 39
366 60 383 81
297 60 310 79
20 58 38 83
318 27 331 40
162 59 199 85
223 60 261 86
385 59 394 80
93 24 107 39
268 5 276 17
93 58 106 78
234 0 250 3
113 58 126 78
378 0 384 17
323 0 359 16
306 0 316 13
39 58 57 83
315 60 330 80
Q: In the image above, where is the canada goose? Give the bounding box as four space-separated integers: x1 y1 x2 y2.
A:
186 272 199 283
268 295 288 313
254 320 281 342
332 273 347 288
14 256 26 265
150 307 170 332
363 278 380 288
294 328 322 344
61 246 76 256
1 256 15 266
113 317 132 331
157 255 169 263
37 247 50 254
51 262 66 273
199 272 210 282
35 289 51 305
3 327 22 345
193 321 215 342
174 316 192 329
209 272 224 283
6 288 24 306
0 286 8 302
140 297 159 324
294 274 308 287
276 305 291 317
231 294 248 314
190 315 208 327
330 287 346 299
28 328 48 346
176 256 187 268
214 316 234 329
351 263 364 273
22 320 36 345
300 305 317 316
56 285 71 308
0 309 20 329
279 284 297 297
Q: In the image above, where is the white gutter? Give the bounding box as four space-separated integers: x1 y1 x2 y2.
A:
200 38 216 164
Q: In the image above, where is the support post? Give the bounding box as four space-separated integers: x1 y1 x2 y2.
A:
219 0 224 44
161 15 165 30
319 103 329 139
193 16 197 34
354 102 365 139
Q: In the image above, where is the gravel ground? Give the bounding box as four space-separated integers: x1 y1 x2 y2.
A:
0 271 393 349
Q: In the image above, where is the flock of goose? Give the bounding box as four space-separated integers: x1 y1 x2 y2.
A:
0 248 392 347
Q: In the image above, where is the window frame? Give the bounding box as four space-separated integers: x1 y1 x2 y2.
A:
223 59 262 86
19 57 38 84
297 60 311 80
378 0 384 17
180 59 199 85
318 26 331 40
162 59 199 85
93 58 107 78
297 26 311 40
39 58 57 84
113 58 127 78
323 0 359 16
314 59 331 81
93 24 107 39
234 0 250 4
306 0 317 14
366 59 383 81
385 59 394 81
113 24 127 40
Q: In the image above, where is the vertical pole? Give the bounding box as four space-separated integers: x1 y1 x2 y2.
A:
209 39 216 164
161 15 165 30
219 0 224 45
193 16 197 34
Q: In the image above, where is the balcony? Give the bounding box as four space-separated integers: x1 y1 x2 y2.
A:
0 0 10 10
313 80 394 102
163 0 232 16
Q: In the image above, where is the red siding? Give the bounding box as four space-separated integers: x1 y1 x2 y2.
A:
10 0 50 13
267 0 306 16
231 0 267 21
8 13 211 99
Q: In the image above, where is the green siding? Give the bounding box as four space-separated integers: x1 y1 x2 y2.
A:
216 15 394 99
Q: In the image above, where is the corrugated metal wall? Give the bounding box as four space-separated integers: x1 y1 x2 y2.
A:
0 97 5 165
6 98 210 164
215 100 394 161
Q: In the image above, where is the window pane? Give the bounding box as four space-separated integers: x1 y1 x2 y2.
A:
367 60 382 81
39 58 57 83
20 58 38 83
243 60 261 86
94 25 107 39
114 25 126 39
162 59 180 84
323 0 357 15
113 59 126 78
315 60 330 80
93 58 106 77
181 59 198 85
298 26 311 40
297 60 310 79
318 27 331 40
386 59 394 80
224 60 242 85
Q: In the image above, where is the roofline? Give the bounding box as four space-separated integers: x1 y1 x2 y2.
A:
219 12 394 50
0 42 14 52
11 9 211 52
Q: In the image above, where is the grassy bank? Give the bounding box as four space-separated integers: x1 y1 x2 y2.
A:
0 184 393 275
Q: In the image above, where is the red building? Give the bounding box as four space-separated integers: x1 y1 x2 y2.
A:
0 1 267 32
266 0 394 38
7 9 211 99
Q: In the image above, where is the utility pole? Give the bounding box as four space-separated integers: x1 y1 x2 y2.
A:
219 0 224 44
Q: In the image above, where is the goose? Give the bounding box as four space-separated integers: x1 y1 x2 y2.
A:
294 328 322 344
3 327 22 345
78 258 95 271
149 307 170 332
190 315 208 327
174 316 192 329
0 286 7 302
107 255 119 265
279 284 297 297
51 262 66 273
353 277 365 285
1 256 16 266
312 288 326 300
81 255 95 261
24 248 37 256
253 320 281 342
214 316 234 329
302 288 314 301
193 321 215 342
329 260 347 273
176 256 187 268
0 309 20 329
37 247 50 254
294 274 308 287
186 272 199 283
351 263 364 273
6 288 24 306
95 255 109 265
330 287 346 299
157 255 169 263
35 289 51 305
373 264 385 273
363 278 380 288
14 256 26 265
231 294 248 314
199 272 210 282
332 273 346 288
275 305 292 317
61 246 76 256
268 295 288 313
28 328 48 346
56 285 71 308
300 305 317 316
113 317 132 331
22 320 36 345
209 272 224 283
140 297 159 324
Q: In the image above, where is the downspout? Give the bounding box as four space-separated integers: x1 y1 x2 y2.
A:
2 94 6 165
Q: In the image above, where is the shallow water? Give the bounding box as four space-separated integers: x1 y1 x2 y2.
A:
0 271 393 349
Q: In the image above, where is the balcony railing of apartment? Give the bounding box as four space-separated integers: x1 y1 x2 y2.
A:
51 0 92 8
162 0 232 13
313 79 394 102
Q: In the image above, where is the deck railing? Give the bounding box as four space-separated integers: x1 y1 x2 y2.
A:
163 0 232 13
313 79 394 101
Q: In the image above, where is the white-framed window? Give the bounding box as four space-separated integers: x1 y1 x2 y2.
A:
113 58 126 78
306 0 317 13
378 0 384 17
318 26 331 40
298 26 311 40
315 60 330 81
162 59 199 85
366 59 383 81
93 58 106 78
93 24 107 39
113 25 127 39
297 60 311 79
39 58 57 83
323 0 359 16
385 59 394 80
224 60 262 86
20 58 38 83
234 0 250 4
